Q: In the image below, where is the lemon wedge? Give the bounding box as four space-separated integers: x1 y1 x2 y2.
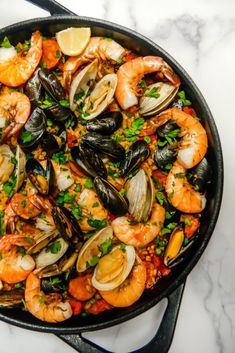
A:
56 27 91 56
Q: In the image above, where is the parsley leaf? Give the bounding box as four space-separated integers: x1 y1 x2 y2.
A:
1 36 12 48
87 218 108 229
46 240 61 254
55 191 75 205
52 151 67 164
178 91 191 106
71 204 83 220
145 86 160 99
59 99 70 108
87 255 99 267
84 178 93 189
21 131 32 144
123 117 144 141
99 238 112 256
3 175 16 198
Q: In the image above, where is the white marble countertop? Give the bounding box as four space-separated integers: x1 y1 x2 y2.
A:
0 0 234 352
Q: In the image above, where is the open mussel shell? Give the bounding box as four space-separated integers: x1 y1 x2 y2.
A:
27 230 59 255
139 82 179 116
35 237 69 268
18 107 47 149
0 289 24 308
91 245 136 291
41 275 68 293
77 226 113 272
25 68 42 106
52 205 83 240
120 140 150 177
156 120 179 138
188 158 212 193
86 111 123 135
83 133 125 160
26 158 54 195
45 103 73 123
125 169 154 222
94 177 129 216
154 143 177 169
71 144 107 179
164 227 197 267
38 68 66 101
42 129 66 157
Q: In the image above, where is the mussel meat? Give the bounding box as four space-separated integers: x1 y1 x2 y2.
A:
52 205 83 240
125 169 154 222
154 143 177 169
18 107 47 149
38 68 66 101
94 177 129 216
139 82 179 116
71 144 107 179
26 158 54 195
189 158 212 192
120 140 150 177
86 111 123 135
42 129 66 157
83 133 125 159
25 68 43 105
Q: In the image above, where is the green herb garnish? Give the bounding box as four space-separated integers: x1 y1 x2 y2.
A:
84 178 93 189
100 238 112 256
47 240 61 254
145 86 160 99
52 151 67 164
178 91 191 106
87 218 108 229
1 36 12 48
21 131 32 144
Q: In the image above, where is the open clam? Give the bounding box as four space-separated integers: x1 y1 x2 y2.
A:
91 245 135 291
77 226 113 272
0 290 24 308
15 145 26 191
0 144 14 186
27 230 59 255
35 237 69 268
125 169 155 222
139 82 179 116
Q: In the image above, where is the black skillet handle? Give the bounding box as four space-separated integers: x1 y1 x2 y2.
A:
57 282 185 353
25 0 76 15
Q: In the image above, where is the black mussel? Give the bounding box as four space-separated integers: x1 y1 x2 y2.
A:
154 144 177 169
38 68 66 101
45 103 73 123
26 158 54 195
188 158 212 192
18 107 46 149
86 111 123 135
41 275 67 293
71 144 107 179
94 177 129 216
25 68 42 105
156 120 179 139
0 289 24 308
120 140 150 177
42 129 66 156
83 133 125 159
52 206 83 240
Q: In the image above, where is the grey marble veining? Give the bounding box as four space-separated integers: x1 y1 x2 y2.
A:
0 0 234 352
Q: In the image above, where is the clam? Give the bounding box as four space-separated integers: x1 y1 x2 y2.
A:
35 237 69 268
26 158 54 195
139 82 179 116
0 290 24 308
0 144 14 186
94 177 129 216
189 158 212 193
91 245 135 291
77 226 113 272
71 144 107 179
18 107 46 149
154 143 177 169
83 133 125 159
25 68 42 105
15 145 26 191
82 74 117 120
164 227 197 267
38 68 66 101
41 129 66 157
27 230 59 255
86 111 123 135
120 140 150 177
39 250 79 278
52 206 83 240
69 60 98 112
125 169 155 222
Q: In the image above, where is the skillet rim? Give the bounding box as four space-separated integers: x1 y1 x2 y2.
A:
0 15 224 333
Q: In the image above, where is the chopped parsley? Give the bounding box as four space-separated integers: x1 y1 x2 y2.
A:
87 218 108 229
74 184 82 192
71 204 83 221
119 188 126 196
123 117 144 141
39 296 46 304
84 178 93 189
59 99 70 108
18 246 26 255
144 136 151 144
99 238 112 256
173 172 185 178
0 210 4 235
11 156 17 165
52 151 67 164
21 200 26 208
92 202 99 208
3 175 16 198
47 240 61 254
55 50 61 58
120 243 126 252
160 222 178 235
145 86 160 99
156 191 166 206
1 36 12 48
21 131 32 144
183 217 192 226
138 80 147 89
112 133 123 142
37 92 54 109
55 190 75 205
24 237 33 244
178 91 191 106
15 282 23 289
87 255 99 267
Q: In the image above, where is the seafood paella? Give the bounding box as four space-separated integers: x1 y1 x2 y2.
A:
0 27 211 323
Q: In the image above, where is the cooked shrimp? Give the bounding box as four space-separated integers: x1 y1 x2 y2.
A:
165 161 206 213
51 160 74 191
0 233 33 252
0 31 42 87
0 91 31 141
100 256 146 307
112 203 165 248
62 37 126 88
143 107 208 168
78 189 108 231
25 272 72 323
115 56 180 110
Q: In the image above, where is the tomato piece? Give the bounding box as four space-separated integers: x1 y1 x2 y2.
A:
183 106 197 117
41 39 61 69
68 299 83 315
124 53 138 62
68 274 97 301
67 132 78 148
180 214 200 239
159 265 171 277
152 254 161 268
152 170 167 187
86 298 112 315
128 106 138 116
109 213 118 222
68 160 85 177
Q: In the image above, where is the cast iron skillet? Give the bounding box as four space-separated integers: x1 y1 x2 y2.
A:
0 1 223 352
